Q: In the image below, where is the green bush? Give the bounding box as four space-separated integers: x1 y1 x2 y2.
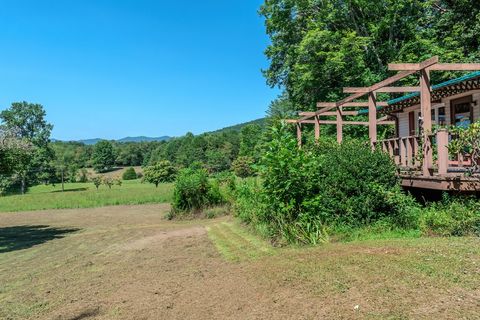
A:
122 167 137 180
234 124 420 245
420 195 480 236
232 156 254 178
172 168 225 214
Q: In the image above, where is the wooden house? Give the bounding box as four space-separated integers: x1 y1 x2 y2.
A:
288 57 480 191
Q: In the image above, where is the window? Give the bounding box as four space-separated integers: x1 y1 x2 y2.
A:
438 107 446 125
451 96 473 128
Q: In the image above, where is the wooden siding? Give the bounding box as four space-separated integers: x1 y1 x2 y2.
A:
395 90 480 138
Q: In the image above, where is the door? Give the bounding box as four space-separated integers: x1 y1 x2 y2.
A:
408 111 415 135
451 95 473 128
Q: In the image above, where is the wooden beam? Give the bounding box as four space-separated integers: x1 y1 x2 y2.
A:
296 123 302 148
378 121 396 125
420 69 433 176
299 57 438 122
336 107 343 143
429 63 480 71
299 111 358 116
388 56 439 71
317 101 388 108
314 115 320 143
368 92 377 149
344 86 420 93
391 63 480 71
288 119 395 126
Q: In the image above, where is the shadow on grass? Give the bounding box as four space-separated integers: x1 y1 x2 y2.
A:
0 225 80 253
51 187 89 193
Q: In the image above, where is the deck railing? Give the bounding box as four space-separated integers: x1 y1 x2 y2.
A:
376 129 471 175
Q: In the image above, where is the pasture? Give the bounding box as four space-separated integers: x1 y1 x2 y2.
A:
0 205 478 319
0 180 173 212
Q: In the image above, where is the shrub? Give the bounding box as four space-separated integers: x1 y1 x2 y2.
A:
420 195 480 236
232 156 255 178
172 168 224 214
143 160 176 187
122 167 137 180
235 124 419 245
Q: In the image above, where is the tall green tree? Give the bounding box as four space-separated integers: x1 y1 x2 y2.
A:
92 140 116 172
239 124 262 159
260 0 480 110
0 102 54 194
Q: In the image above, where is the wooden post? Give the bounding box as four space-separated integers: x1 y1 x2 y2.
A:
420 69 433 176
336 107 343 144
368 92 377 149
437 129 449 175
296 122 302 148
400 138 407 167
314 115 320 143
406 137 413 168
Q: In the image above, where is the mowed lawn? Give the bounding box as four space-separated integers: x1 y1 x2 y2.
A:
0 180 173 212
0 205 479 319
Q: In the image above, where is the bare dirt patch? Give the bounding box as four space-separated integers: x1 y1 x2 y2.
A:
1 205 479 319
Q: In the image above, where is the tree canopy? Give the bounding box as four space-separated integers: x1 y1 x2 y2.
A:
260 0 480 110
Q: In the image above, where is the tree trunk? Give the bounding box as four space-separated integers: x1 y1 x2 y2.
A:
61 168 65 192
21 176 26 195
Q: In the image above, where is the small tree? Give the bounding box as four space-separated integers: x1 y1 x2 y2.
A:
232 156 254 178
103 176 114 189
143 160 176 187
92 176 102 190
122 167 137 180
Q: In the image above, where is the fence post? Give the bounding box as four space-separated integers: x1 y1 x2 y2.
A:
437 129 448 175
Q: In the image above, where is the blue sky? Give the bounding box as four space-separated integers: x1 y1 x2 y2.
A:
0 1 279 140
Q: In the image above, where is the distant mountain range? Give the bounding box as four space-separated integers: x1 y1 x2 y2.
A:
53 118 266 145
53 136 172 145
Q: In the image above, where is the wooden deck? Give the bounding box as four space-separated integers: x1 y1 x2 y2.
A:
379 131 480 191
400 173 480 191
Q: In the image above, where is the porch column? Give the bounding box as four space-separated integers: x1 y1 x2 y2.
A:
368 92 377 149
420 69 433 176
314 115 320 143
336 107 343 144
296 122 302 148
437 129 449 175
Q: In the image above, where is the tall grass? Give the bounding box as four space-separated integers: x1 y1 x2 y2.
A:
0 180 173 212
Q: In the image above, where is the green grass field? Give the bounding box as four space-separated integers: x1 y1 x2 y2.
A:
0 180 173 212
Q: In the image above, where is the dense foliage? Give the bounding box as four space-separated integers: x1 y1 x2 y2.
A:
143 160 177 187
235 125 420 244
421 195 480 236
122 167 138 180
171 168 224 215
261 0 480 110
92 140 116 172
448 121 480 175
0 102 54 194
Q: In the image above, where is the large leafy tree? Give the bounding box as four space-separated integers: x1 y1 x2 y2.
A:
260 0 480 110
143 160 177 187
0 102 54 193
92 140 116 172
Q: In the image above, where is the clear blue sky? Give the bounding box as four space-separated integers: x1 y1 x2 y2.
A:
0 0 279 140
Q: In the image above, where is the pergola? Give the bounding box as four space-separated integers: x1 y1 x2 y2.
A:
288 56 480 177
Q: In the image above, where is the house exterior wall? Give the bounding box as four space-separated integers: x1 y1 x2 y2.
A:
394 89 480 138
